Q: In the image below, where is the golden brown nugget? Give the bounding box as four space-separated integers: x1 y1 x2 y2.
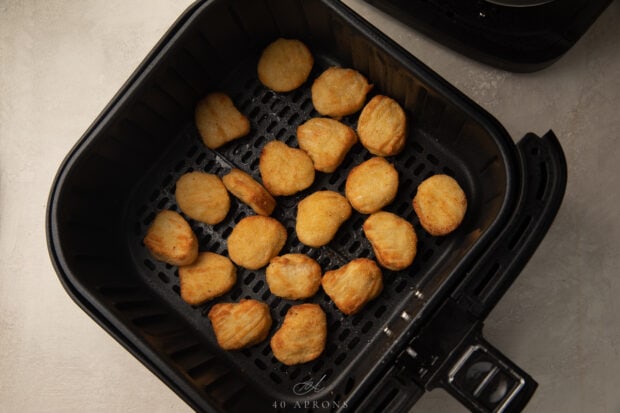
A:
175 171 230 225
144 210 198 266
227 215 287 270
257 38 314 92
297 117 358 173
266 254 322 300
179 252 236 306
311 67 373 119
195 92 250 150
363 211 417 271
357 95 407 156
345 157 399 214
222 168 276 216
270 304 327 365
259 140 315 196
296 190 352 248
321 258 383 315
208 299 272 350
413 174 467 236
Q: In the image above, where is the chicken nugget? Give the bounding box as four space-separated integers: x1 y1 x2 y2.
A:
195 92 250 150
357 95 407 156
259 140 315 196
222 168 276 216
321 258 383 315
363 211 417 271
179 252 236 306
266 254 322 300
296 190 352 248
297 117 358 173
175 171 230 225
227 215 287 270
413 174 467 236
311 67 372 119
143 210 198 266
208 299 272 350
257 38 314 92
345 157 399 214
270 304 326 365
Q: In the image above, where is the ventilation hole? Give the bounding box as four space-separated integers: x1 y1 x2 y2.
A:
196 153 206 164
348 240 360 254
374 305 387 318
331 319 342 330
243 273 255 285
284 134 295 145
249 107 260 118
149 190 159 202
287 113 300 125
289 367 301 380
312 359 325 372
157 197 169 209
254 359 267 370
278 106 290 118
395 280 407 292
334 352 347 365
230 287 242 300
144 259 155 271
261 289 270 300
361 321 373 333
345 377 356 394
413 164 425 176
348 337 360 350
172 285 180 296
301 98 313 111
412 142 424 153
269 372 282 384
174 160 186 172
508 215 532 250
250 158 259 170
221 226 233 238
261 92 274 104
280 304 291 317
276 127 286 138
158 272 170 283
241 150 252 163
253 135 266 148
426 154 439 165
473 262 501 297
262 345 271 356
442 166 455 176
328 173 340 185
351 314 363 326
339 329 351 341
252 280 264 293
404 155 416 168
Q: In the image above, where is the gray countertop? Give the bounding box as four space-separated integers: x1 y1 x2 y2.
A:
1 1 618 411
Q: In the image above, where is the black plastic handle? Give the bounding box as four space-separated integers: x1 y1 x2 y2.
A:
439 328 537 413
453 130 567 319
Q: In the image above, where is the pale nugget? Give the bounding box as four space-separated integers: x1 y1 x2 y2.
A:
321 258 383 315
363 211 417 271
179 252 236 306
357 95 407 156
297 117 358 173
413 174 467 236
296 190 352 248
175 171 230 225
270 304 327 365
208 299 272 350
144 210 198 266
227 215 287 270
266 254 322 300
345 157 399 214
259 140 315 196
311 67 372 119
257 38 314 92
195 92 250 149
222 168 276 216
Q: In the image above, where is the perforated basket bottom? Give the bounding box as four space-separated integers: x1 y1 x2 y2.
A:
125 52 467 403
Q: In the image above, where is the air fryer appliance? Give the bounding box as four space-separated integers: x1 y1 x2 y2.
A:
363 0 614 71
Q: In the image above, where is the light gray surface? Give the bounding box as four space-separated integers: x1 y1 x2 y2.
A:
1 1 618 412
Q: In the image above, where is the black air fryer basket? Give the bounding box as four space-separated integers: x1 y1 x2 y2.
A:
46 1 566 412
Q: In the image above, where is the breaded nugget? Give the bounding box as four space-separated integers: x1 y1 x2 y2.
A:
143 210 198 266
257 38 314 92
266 254 322 300
345 157 399 214
357 95 407 156
208 299 272 350
297 117 358 173
259 140 315 196
296 190 352 248
270 304 327 365
195 92 250 150
227 215 287 270
175 171 230 225
311 67 373 119
363 211 417 271
321 258 383 315
179 252 236 306
222 168 276 216
413 174 467 236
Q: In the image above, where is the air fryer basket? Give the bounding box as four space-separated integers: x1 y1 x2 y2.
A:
47 1 566 412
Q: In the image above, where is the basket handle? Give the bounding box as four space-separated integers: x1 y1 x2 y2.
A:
453 130 567 319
